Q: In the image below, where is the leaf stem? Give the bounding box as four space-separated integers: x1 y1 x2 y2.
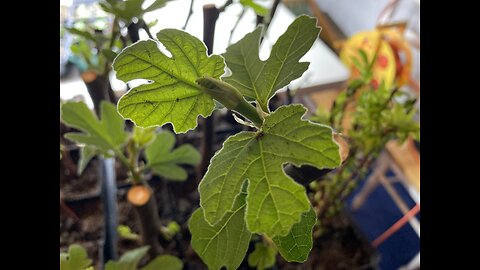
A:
196 76 264 127
115 148 142 184
228 7 246 46
183 0 195 30
233 99 264 127
103 16 119 78
140 19 154 39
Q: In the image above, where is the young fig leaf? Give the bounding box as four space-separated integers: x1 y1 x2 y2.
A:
247 242 277 270
199 104 341 237
104 246 149 270
222 15 320 112
145 131 200 181
113 29 225 133
141 255 183 270
60 244 92 270
61 101 128 154
77 145 97 175
189 183 252 270
272 207 316 262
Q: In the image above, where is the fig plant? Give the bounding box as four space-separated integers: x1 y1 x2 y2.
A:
60 244 183 270
60 101 200 256
111 15 344 269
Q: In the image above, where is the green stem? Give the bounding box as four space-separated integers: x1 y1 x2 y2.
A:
330 80 367 127
196 76 264 127
115 149 142 184
103 17 119 78
233 99 263 127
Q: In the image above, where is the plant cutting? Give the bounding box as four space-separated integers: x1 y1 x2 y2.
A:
66 23 121 114
61 101 201 258
111 15 346 269
60 244 183 270
99 0 172 42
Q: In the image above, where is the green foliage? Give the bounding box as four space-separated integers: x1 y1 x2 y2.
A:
132 126 157 148
222 15 320 112
113 29 225 133
147 19 159 29
160 221 181 240
70 39 95 72
272 207 316 262
66 27 109 48
60 244 93 270
309 46 420 232
61 245 182 270
102 49 119 63
166 221 180 234
349 83 419 152
189 184 251 270
105 246 150 270
145 131 200 180
140 255 183 270
67 25 113 73
104 246 183 270
117 225 141 241
100 0 171 22
349 48 376 83
78 145 97 175
61 101 128 156
199 105 339 237
61 101 199 183
239 0 268 16
112 15 342 268
248 242 277 270
309 106 330 125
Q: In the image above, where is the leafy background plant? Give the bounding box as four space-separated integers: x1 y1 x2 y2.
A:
60 244 183 270
308 46 419 230
61 100 200 256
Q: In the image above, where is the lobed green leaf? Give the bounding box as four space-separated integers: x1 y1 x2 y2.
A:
189 183 252 270
145 131 200 180
199 104 340 237
272 207 316 262
113 29 225 133
222 15 320 112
